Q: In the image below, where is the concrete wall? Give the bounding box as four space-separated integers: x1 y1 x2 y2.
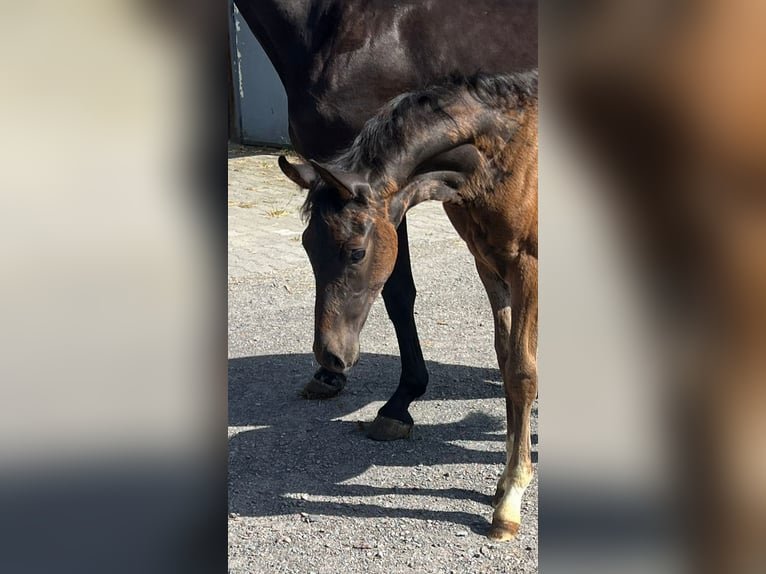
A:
229 1 290 146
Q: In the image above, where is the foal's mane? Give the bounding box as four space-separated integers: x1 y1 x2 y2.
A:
302 69 538 220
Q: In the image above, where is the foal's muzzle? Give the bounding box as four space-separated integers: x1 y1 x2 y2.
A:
314 338 360 374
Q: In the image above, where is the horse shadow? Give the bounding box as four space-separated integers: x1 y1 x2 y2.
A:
229 353 538 533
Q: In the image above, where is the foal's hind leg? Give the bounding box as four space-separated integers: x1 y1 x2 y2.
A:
475 261 515 506
489 253 538 541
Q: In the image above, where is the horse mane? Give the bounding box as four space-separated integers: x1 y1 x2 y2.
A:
302 69 538 220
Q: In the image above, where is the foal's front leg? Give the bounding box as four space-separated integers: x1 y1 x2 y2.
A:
489 253 538 541
475 262 515 506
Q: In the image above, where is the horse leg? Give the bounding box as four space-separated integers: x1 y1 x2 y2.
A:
489 253 538 541
474 261 516 507
367 215 429 440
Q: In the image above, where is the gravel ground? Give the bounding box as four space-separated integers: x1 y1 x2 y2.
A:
228 147 538 573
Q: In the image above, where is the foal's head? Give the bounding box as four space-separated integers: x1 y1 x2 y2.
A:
278 71 537 373
278 156 400 373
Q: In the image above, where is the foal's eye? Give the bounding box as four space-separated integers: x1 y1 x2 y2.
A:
350 249 366 263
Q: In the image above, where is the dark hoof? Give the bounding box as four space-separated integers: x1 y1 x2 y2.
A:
301 370 347 399
365 415 413 441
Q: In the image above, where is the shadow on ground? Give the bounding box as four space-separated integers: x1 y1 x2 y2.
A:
229 353 537 534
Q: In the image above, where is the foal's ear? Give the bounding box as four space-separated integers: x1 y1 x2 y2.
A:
278 155 318 189
309 160 371 203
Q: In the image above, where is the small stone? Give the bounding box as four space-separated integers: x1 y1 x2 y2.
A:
455 530 469 537
228 512 240 520
480 545 491 556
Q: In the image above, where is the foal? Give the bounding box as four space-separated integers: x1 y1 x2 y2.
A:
279 71 538 540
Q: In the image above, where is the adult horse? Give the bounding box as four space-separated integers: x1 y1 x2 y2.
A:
232 0 537 439
279 71 539 539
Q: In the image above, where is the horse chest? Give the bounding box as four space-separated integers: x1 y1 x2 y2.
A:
443 203 523 278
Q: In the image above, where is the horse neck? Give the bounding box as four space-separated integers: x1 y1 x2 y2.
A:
375 92 514 187
234 0 313 88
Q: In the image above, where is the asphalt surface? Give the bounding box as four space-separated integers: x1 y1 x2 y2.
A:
228 145 538 573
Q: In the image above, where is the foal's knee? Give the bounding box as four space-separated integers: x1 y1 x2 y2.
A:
506 371 537 404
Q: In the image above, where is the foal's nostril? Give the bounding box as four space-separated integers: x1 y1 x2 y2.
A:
325 351 346 373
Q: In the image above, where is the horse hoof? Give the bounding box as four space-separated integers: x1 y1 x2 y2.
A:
487 518 520 541
301 371 347 399
365 415 413 441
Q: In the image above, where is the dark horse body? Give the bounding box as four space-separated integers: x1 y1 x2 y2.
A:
279 71 539 539
233 0 537 438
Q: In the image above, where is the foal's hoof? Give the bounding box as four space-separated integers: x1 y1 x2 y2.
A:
301 370 347 399
487 518 520 541
365 415 413 441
